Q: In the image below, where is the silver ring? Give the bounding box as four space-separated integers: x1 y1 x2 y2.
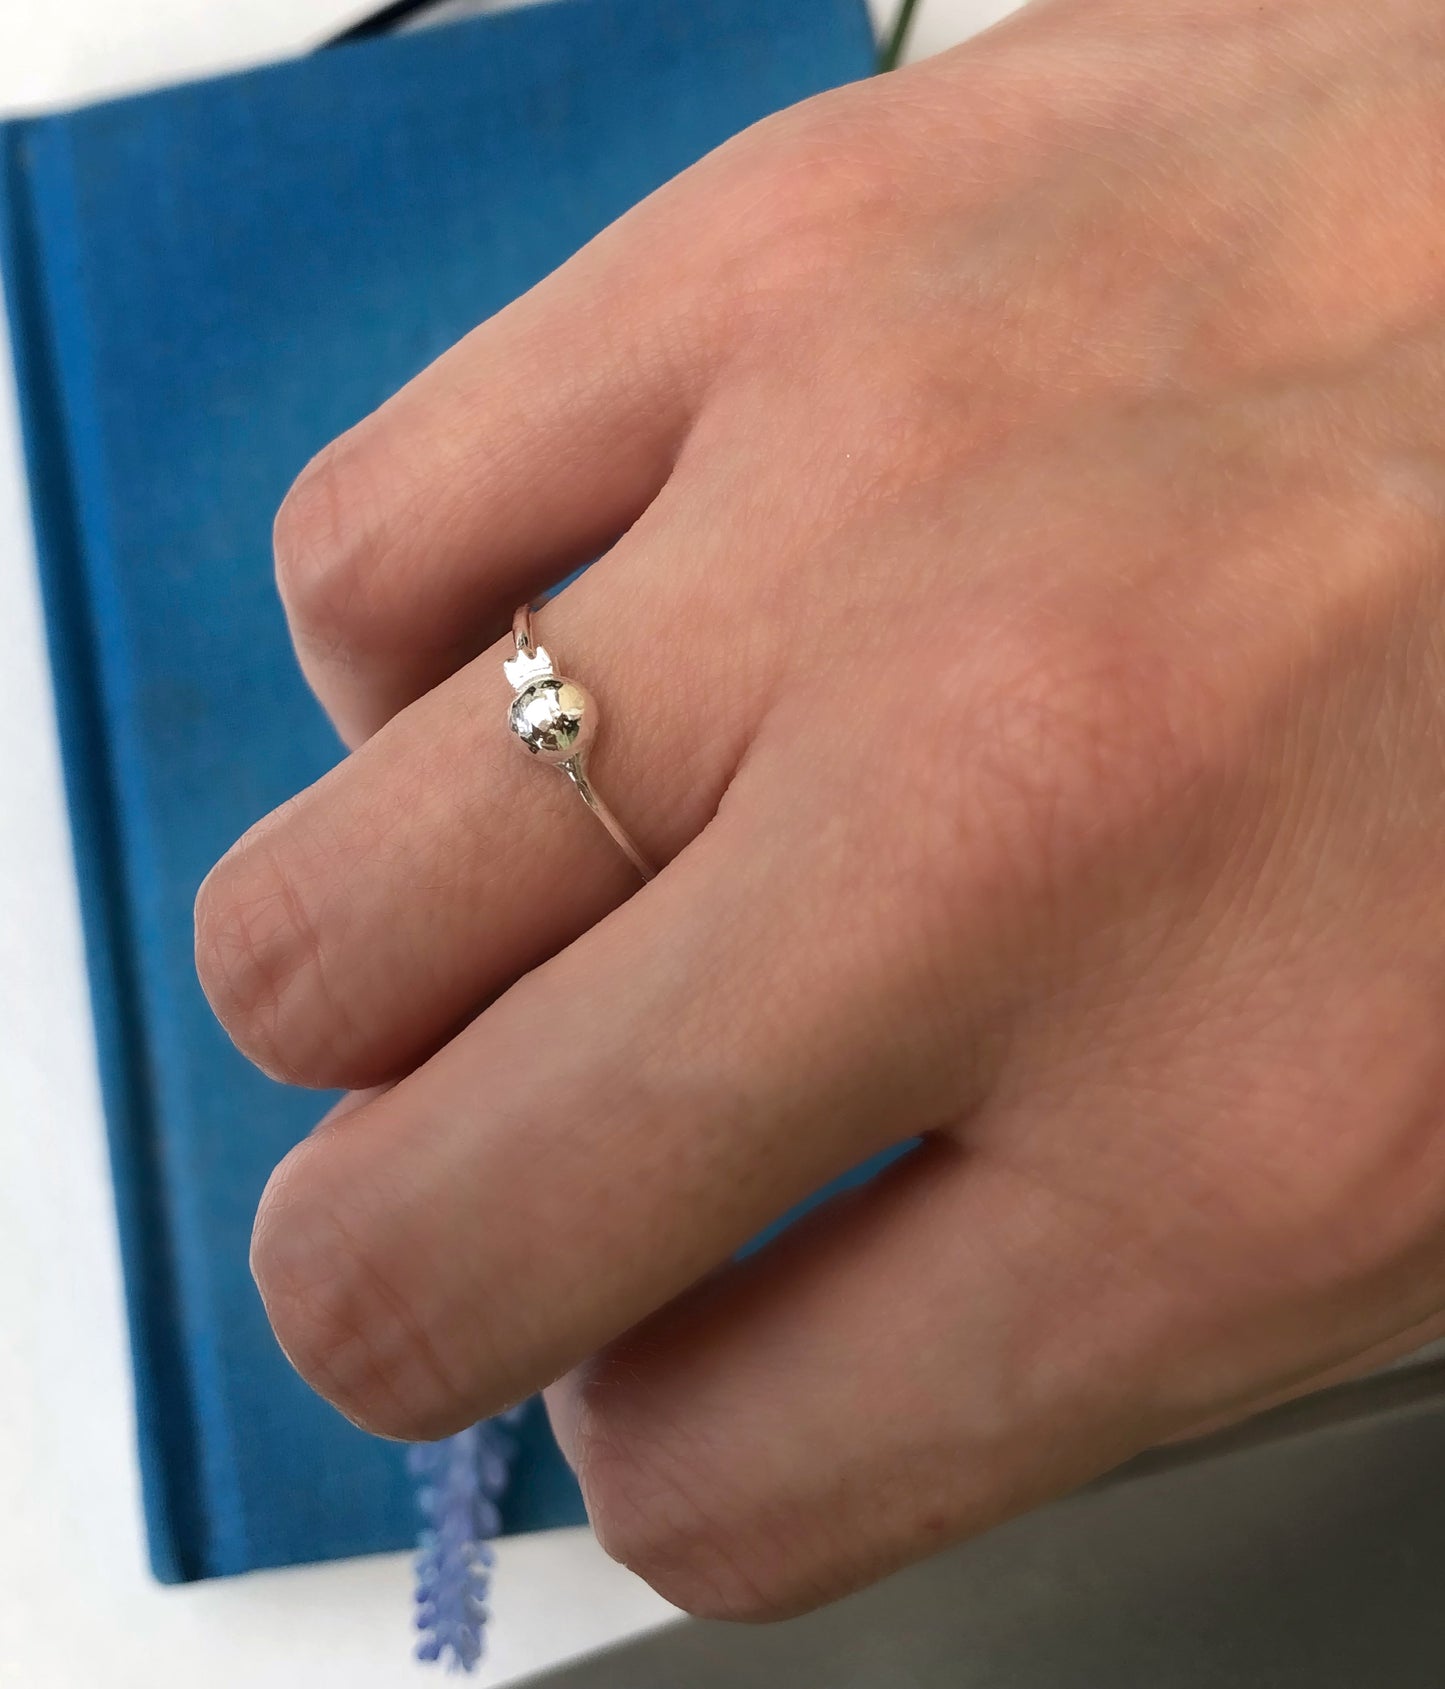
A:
503 604 655 882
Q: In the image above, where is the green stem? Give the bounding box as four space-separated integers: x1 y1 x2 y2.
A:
878 0 923 72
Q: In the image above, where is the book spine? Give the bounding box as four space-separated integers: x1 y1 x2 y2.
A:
0 119 205 1585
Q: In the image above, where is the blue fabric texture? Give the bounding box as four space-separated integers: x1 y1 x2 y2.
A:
0 0 877 1584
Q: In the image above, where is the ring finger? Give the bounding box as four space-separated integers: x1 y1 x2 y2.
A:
194 501 769 1091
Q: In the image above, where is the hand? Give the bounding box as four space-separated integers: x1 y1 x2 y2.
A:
196 0 1445 1620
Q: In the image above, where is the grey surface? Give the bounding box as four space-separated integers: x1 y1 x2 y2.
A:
528 1364 1445 1688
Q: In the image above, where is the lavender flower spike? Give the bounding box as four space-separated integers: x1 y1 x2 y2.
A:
410 1413 521 1673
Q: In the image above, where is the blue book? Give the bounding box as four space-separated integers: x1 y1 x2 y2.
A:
0 0 876 1584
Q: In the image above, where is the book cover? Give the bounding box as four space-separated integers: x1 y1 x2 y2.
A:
0 0 877 1583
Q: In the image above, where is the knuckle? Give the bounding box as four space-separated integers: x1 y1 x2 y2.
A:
701 97 907 329
251 1149 476 1443
950 617 1227 898
193 819 350 1087
569 1383 800 1623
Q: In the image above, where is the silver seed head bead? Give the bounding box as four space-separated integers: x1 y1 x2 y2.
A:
508 676 597 765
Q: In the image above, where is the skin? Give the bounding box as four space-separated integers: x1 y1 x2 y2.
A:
195 0 1445 1622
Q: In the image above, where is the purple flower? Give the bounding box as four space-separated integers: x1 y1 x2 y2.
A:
409 1413 521 1672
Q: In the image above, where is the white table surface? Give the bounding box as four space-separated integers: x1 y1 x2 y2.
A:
0 3 1015 1685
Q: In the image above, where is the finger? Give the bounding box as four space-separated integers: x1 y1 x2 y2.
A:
321 1087 389 1125
1163 1306 1445 1444
273 210 716 746
195 523 764 1091
544 1141 1164 1622
542 1138 1445 1623
247 780 955 1445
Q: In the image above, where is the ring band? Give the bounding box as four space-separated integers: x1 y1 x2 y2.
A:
503 604 655 882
